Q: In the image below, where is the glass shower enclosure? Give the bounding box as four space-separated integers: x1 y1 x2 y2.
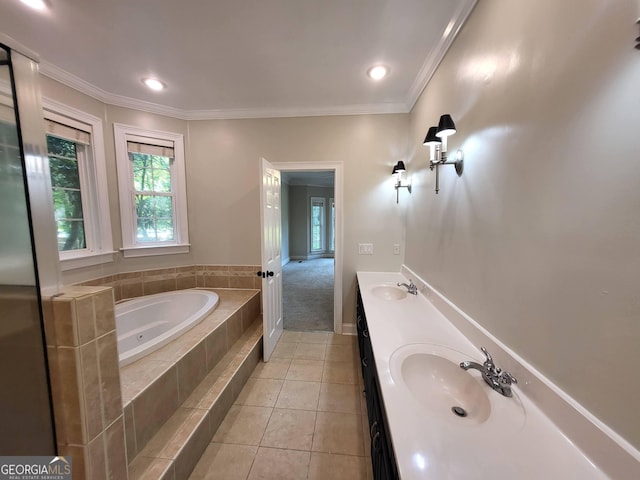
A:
0 44 56 454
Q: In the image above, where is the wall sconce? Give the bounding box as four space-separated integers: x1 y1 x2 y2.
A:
423 114 464 194
392 161 412 204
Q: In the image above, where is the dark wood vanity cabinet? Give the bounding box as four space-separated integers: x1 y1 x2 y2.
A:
357 286 399 480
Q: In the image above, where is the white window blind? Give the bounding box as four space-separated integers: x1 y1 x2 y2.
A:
45 118 91 145
127 138 174 158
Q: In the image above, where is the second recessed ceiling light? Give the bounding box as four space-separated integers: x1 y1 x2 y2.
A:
142 77 166 91
367 65 389 81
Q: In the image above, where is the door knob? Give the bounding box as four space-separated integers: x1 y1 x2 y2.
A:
266 271 274 277
256 271 274 278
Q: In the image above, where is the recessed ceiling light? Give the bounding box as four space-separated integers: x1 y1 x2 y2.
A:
367 65 389 81
20 0 47 10
142 77 166 91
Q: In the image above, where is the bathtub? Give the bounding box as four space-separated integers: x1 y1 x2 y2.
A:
116 289 219 367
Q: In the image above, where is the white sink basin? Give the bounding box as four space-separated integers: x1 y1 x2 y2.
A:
371 284 407 300
389 344 526 435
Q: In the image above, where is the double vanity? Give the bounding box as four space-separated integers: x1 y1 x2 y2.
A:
356 272 609 479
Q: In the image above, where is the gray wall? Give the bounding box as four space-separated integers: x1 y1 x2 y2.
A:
288 185 334 259
404 0 640 449
288 185 308 259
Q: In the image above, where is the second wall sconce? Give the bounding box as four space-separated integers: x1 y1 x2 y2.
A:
423 114 464 194
392 161 412 204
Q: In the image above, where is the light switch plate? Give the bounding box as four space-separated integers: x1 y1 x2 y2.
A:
358 243 374 255
393 244 400 255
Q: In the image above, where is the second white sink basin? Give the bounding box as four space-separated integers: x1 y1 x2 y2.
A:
389 343 526 436
371 284 407 300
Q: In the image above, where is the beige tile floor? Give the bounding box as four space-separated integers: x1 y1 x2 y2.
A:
189 331 372 480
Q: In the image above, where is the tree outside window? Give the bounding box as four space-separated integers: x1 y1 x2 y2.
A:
48 135 87 251
131 153 174 243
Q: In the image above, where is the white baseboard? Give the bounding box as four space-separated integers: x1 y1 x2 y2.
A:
341 323 356 335
400 264 640 479
290 254 335 261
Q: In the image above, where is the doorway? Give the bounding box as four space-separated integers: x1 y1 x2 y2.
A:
274 163 343 333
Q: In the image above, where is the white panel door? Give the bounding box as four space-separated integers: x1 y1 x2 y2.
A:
259 157 283 361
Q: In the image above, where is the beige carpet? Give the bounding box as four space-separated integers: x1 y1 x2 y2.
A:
282 258 334 331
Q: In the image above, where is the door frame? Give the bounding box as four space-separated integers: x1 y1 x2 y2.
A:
273 161 344 334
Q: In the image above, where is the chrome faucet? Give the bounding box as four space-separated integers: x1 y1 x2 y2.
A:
460 347 518 397
397 280 418 295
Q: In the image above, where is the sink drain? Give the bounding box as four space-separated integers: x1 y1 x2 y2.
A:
451 406 467 418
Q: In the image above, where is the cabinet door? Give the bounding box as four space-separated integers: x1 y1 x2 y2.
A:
369 374 398 480
362 335 377 427
356 286 366 357
356 284 398 480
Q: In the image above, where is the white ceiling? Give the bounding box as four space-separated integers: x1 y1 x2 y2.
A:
0 0 476 120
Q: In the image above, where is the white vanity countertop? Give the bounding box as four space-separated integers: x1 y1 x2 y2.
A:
357 271 607 480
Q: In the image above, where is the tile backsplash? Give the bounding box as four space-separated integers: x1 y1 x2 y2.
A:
77 265 262 301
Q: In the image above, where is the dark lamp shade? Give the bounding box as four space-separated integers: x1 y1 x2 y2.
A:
392 161 406 175
436 114 456 138
423 126 441 146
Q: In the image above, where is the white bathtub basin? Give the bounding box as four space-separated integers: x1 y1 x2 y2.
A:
116 289 219 367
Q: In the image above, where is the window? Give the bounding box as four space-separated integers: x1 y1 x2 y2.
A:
310 197 325 253
114 124 189 257
47 125 88 251
330 198 335 252
43 101 114 270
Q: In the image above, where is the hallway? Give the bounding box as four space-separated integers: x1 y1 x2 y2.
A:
282 258 334 332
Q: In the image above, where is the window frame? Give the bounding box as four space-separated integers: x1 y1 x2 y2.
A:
310 196 326 254
114 123 190 257
329 197 335 253
42 99 115 271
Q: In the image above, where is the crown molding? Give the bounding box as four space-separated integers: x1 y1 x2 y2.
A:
40 60 408 120
405 0 477 111
40 61 109 102
0 33 39 63
183 102 408 120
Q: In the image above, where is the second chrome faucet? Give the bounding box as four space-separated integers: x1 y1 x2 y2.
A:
397 280 418 295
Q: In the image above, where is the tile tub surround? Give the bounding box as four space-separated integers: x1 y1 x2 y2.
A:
122 289 261 462
77 265 263 302
189 331 372 480
43 286 128 480
129 320 263 480
356 272 635 479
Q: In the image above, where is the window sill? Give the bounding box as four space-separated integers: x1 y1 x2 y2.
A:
60 251 116 271
120 244 191 258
